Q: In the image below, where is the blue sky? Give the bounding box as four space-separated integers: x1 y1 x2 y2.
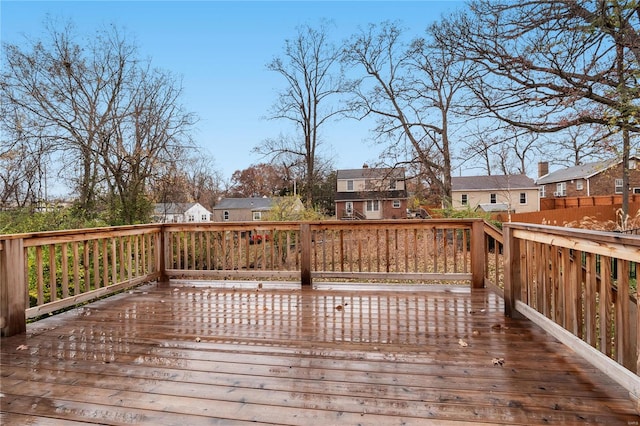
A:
2 1 464 183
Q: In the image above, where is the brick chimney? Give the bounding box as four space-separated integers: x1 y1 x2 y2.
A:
538 161 549 177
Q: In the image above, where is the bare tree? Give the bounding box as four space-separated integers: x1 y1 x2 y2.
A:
434 0 640 215
256 22 350 207
99 66 195 223
149 148 222 211
0 102 50 208
343 22 474 204
184 153 223 210
2 21 131 213
555 125 616 167
1 19 196 223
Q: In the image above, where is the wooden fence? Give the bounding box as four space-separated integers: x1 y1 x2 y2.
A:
540 194 640 210
508 204 623 226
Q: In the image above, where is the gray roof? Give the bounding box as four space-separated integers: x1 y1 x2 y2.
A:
536 156 639 184
154 203 198 215
452 175 537 191
337 167 405 180
214 197 274 211
476 203 510 212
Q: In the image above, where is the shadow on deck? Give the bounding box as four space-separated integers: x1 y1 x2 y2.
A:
1 282 638 425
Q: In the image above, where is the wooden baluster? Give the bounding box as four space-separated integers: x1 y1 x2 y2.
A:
61 243 69 299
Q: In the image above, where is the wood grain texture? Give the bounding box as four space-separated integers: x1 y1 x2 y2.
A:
2 283 638 425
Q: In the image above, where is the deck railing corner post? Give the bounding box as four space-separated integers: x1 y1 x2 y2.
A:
471 220 485 289
503 224 521 318
0 238 27 337
157 226 168 284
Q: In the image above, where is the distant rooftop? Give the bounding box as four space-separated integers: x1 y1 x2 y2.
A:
154 202 201 215
536 156 639 184
214 197 274 211
337 167 405 180
452 174 537 191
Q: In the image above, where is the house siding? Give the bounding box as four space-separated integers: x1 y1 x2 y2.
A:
452 189 539 213
335 199 407 220
212 209 261 222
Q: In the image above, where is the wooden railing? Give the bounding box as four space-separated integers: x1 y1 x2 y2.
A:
0 225 163 336
503 223 639 398
1 219 489 337
162 219 486 285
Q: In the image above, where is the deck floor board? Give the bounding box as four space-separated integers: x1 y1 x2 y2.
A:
1 282 638 425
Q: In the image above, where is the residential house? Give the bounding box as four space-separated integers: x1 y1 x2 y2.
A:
536 156 640 198
153 202 212 223
211 197 303 222
335 166 408 220
451 174 539 214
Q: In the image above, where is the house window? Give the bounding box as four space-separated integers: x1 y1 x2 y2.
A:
615 179 623 194
539 186 546 198
634 188 640 194
223 210 229 221
461 194 468 206
201 214 208 221
519 193 527 204
392 200 401 208
389 180 397 190
630 159 637 170
253 211 262 221
347 180 354 191
490 193 497 204
188 214 195 222
576 180 584 191
366 200 380 212
556 182 566 196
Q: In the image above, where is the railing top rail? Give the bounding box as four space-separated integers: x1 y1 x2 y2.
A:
0 223 163 244
505 222 640 261
483 222 503 242
505 222 640 243
162 218 483 231
0 218 482 241
0 218 488 248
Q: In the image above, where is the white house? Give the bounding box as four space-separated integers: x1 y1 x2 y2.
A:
153 203 212 223
451 174 539 214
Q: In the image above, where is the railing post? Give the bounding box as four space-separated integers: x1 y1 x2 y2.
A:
157 228 168 283
503 225 522 318
471 220 485 289
300 223 312 287
0 238 26 336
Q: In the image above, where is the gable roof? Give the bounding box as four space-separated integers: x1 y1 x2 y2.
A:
452 174 537 191
536 156 639 184
337 167 405 180
154 202 198 215
214 197 274 211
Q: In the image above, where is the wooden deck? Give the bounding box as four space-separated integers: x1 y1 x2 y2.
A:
1 282 638 425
